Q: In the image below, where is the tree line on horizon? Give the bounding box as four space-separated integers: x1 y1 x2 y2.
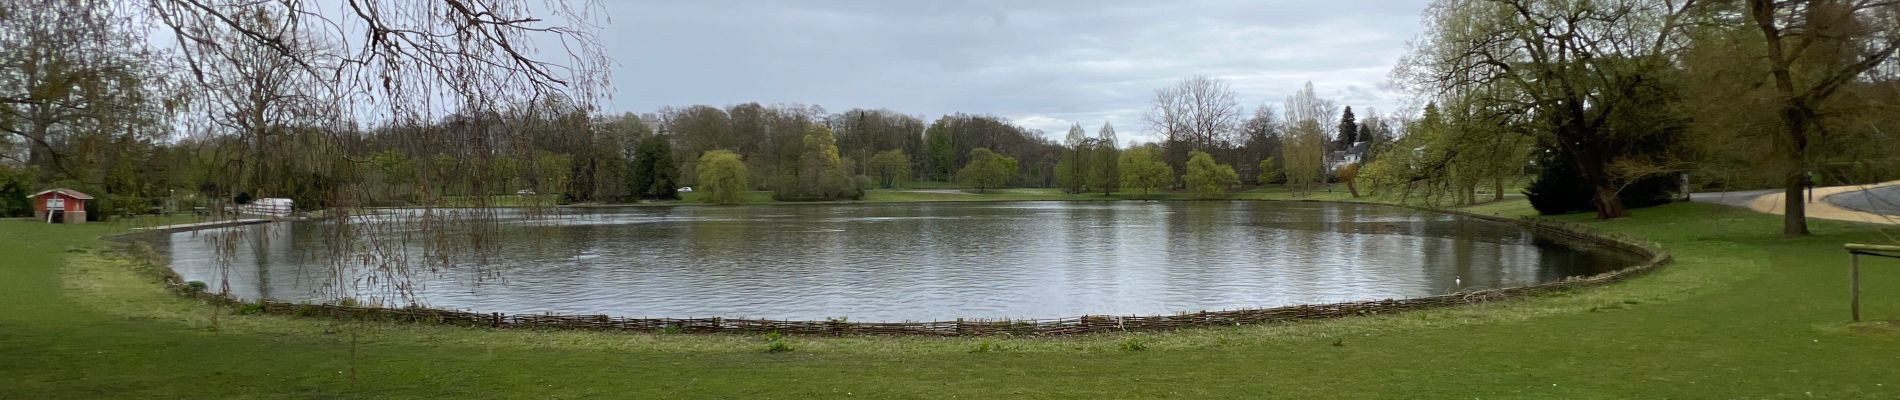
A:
3 0 1898 238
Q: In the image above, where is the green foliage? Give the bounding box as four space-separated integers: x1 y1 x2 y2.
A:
763 331 793 353
956 148 1017 193
1087 140 1120 195
530 151 573 199
924 124 958 182
629 135 680 200
694 150 748 205
1257 157 1281 185
1183 151 1239 199
1058 123 1091 193
1117 146 1173 195
1117 337 1149 351
865 150 912 189
774 124 863 201
765 339 793 353
1282 82 1330 196
1055 156 1082 193
971 339 1003 353
1525 149 1677 215
1337 106 1358 146
0 166 38 217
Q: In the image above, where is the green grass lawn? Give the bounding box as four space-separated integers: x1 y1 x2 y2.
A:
3 199 1899 398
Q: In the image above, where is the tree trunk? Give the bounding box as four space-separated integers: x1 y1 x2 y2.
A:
1570 144 1629 219
1591 183 1627 220
1579 166 1628 219
1776 106 1813 236
1493 177 1505 202
1751 0 1811 236
1783 172 1810 235
1346 179 1360 198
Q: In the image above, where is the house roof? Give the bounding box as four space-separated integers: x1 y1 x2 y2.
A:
27 188 94 200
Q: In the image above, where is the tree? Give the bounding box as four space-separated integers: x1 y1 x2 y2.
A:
918 113 1059 185
1183 151 1239 199
629 135 680 200
1335 164 1361 198
1144 76 1241 168
1 1 169 203
865 149 912 188
1733 0 1899 235
1118 145 1174 196
1238 105 1283 183
957 148 1017 193
1357 108 1390 162
1058 123 1091 193
1282 82 1332 196
778 123 862 200
1400 0 1698 219
924 121 958 181
695 150 747 204
1087 122 1121 195
1257 156 1280 184
1337 106 1359 148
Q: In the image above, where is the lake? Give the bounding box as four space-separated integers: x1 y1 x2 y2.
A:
158 201 1641 321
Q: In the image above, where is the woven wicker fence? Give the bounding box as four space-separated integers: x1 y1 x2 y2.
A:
145 204 1672 337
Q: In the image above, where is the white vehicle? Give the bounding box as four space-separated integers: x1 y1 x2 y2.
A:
678 187 694 193
516 189 537 196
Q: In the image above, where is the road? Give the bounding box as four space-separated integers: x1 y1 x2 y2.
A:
1823 184 1900 216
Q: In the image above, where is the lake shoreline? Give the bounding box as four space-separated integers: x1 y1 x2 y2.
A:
136 196 1655 332
13 199 1898 397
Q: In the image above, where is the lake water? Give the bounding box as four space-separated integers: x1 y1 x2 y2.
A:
158 201 1641 321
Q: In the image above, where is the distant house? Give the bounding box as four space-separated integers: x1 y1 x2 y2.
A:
1327 142 1371 171
28 188 92 224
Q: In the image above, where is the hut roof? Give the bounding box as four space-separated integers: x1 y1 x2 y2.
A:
27 188 94 200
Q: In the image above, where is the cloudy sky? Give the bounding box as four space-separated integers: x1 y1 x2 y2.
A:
596 0 1429 145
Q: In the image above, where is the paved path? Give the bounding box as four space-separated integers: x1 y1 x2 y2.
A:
1823 185 1900 216
1721 181 1900 226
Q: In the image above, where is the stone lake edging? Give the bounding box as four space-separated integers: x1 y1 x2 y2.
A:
115 200 1671 337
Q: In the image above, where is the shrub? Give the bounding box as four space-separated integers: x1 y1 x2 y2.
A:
972 339 1004 353
1118 337 1149 351
763 331 793 353
1524 150 1677 215
0 166 36 217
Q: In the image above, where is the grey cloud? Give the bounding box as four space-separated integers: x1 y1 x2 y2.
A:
599 0 1428 145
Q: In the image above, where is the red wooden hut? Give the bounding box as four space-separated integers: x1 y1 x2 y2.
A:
29 188 91 224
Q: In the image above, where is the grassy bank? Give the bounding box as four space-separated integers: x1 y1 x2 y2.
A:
2 198 1898 398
